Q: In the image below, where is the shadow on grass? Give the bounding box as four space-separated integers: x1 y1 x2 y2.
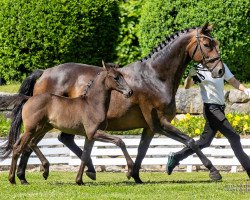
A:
48 179 218 187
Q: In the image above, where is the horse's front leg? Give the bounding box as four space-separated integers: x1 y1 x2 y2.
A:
58 132 96 180
159 117 222 181
91 130 134 180
75 138 95 185
132 128 154 184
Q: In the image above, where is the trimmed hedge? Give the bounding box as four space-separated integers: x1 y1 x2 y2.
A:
115 0 143 66
0 0 120 82
139 0 250 82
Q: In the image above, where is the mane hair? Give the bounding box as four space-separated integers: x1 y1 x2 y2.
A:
140 26 198 62
81 71 105 98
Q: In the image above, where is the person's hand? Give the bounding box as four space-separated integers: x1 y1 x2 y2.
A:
244 88 250 97
188 68 197 77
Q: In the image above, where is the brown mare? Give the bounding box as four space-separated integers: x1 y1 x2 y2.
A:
0 23 225 184
2 62 133 185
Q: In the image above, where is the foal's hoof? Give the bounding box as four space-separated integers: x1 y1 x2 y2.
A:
209 170 222 181
9 178 16 185
86 171 96 180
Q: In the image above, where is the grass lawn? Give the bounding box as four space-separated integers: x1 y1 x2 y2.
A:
0 84 20 93
0 171 250 200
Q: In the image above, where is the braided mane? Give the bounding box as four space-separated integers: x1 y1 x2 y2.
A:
140 26 198 62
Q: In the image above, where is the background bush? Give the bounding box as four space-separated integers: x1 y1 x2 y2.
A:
0 0 120 82
114 0 143 66
139 0 250 82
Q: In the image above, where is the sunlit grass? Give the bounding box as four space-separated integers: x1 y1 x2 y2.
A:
0 171 250 200
0 83 20 93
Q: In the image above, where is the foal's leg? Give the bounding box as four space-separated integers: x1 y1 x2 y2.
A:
75 138 95 185
132 128 154 184
29 134 50 180
58 132 96 180
91 130 134 179
160 118 221 181
9 132 33 184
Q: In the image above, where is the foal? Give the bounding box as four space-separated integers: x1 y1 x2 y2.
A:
8 62 134 185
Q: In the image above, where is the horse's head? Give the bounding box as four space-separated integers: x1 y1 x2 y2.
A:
102 61 133 98
187 23 225 78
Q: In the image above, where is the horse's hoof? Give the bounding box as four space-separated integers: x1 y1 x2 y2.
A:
9 178 16 185
126 171 132 180
76 180 85 185
43 171 49 180
20 179 29 185
209 170 222 181
86 171 96 180
132 174 143 184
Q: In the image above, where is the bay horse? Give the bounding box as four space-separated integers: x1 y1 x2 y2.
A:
3 62 134 185
0 23 224 184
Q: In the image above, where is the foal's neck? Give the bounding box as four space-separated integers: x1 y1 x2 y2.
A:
83 71 111 113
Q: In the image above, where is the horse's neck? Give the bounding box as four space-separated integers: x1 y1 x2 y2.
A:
86 73 111 114
143 34 192 95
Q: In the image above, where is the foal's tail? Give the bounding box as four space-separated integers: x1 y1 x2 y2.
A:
0 69 43 160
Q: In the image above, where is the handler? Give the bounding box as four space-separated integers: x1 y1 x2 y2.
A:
167 63 250 177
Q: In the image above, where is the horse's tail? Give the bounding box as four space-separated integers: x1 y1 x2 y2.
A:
0 69 43 160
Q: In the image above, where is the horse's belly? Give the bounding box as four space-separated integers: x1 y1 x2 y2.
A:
49 122 86 136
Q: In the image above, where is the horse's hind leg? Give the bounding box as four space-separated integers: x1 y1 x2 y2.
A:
9 132 32 184
75 138 95 185
58 132 96 180
92 130 134 180
29 134 50 180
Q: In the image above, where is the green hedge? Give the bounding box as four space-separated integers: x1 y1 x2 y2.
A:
139 0 250 82
0 0 120 82
114 0 143 66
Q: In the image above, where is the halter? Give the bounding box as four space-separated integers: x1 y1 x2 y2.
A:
191 29 222 74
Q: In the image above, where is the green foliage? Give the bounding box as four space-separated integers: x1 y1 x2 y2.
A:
115 0 143 66
0 0 120 83
0 114 11 137
171 113 250 138
139 0 250 82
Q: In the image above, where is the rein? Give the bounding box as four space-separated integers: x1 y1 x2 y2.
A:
191 29 222 74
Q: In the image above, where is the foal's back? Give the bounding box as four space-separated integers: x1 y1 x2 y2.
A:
22 93 86 135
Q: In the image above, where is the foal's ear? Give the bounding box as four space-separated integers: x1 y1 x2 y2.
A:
102 60 110 71
201 22 213 33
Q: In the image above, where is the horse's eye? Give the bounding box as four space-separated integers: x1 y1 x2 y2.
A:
204 43 210 48
114 76 119 81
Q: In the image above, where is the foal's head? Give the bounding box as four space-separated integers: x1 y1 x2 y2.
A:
102 61 133 98
187 23 225 78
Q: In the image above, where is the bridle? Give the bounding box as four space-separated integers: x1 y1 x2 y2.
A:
191 29 222 74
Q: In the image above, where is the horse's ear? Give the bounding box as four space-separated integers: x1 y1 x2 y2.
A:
102 60 110 71
201 22 213 33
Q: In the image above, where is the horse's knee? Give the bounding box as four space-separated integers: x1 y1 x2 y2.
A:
58 133 74 144
187 139 198 151
115 138 126 148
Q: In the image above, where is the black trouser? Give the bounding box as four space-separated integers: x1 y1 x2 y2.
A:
175 103 250 173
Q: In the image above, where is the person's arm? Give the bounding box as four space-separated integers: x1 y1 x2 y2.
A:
228 77 250 96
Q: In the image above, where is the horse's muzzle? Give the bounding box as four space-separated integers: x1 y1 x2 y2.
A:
124 89 133 98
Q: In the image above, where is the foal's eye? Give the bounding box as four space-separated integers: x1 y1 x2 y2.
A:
114 76 119 81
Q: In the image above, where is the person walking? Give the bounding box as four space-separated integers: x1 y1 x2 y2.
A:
167 63 250 177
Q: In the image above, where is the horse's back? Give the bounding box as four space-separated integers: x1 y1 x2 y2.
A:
34 63 101 97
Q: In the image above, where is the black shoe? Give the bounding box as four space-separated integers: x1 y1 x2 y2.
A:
166 153 179 175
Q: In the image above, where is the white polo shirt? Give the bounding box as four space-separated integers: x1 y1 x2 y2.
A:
196 63 234 105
